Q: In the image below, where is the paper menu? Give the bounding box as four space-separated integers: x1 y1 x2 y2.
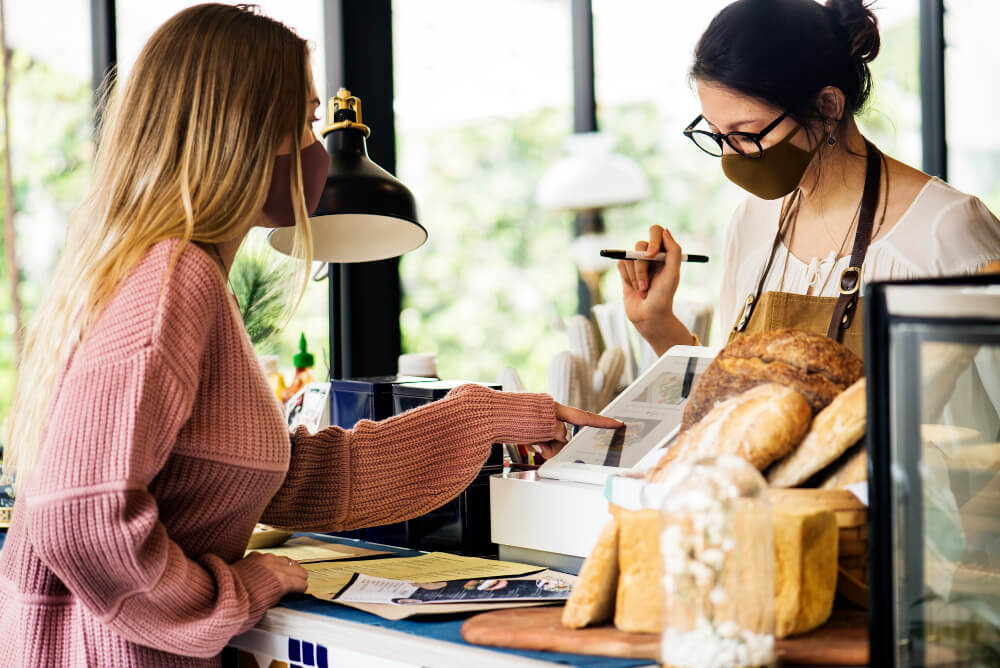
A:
246 536 387 563
303 552 544 600
335 570 574 605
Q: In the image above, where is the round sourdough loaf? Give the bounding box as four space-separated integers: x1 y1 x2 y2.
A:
682 329 863 430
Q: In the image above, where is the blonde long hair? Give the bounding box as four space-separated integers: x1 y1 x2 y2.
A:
4 4 315 483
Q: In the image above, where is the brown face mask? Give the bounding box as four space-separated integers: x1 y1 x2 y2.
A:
721 125 826 200
262 140 329 227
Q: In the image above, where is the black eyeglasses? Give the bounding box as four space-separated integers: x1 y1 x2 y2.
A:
683 112 788 158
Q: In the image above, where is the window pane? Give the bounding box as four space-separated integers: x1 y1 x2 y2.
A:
394 0 574 390
858 2 921 167
945 0 1000 214
593 0 748 343
2 0 93 416
115 1 330 376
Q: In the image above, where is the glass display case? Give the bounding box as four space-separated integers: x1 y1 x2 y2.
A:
867 275 1000 667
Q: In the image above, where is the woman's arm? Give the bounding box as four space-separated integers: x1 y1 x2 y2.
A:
262 384 565 532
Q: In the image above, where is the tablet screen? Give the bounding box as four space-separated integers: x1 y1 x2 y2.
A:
539 346 718 478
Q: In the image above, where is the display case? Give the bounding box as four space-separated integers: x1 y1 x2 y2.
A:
866 275 1000 666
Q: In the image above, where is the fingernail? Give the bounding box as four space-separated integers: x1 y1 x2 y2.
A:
529 444 543 454
638 281 647 291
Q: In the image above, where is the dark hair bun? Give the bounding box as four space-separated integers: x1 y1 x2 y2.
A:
826 0 880 64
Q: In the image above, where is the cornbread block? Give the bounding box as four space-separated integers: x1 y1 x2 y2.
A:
613 507 663 633
772 505 839 638
562 517 620 628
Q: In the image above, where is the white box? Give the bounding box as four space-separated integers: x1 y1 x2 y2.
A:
489 471 611 573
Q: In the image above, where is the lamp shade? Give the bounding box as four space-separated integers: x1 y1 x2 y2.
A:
268 89 427 263
537 132 650 211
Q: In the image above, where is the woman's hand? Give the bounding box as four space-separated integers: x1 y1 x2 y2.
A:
240 552 308 597
529 403 624 459
618 225 695 356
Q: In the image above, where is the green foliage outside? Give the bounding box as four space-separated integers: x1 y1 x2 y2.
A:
229 235 293 353
0 49 93 433
0 13 945 431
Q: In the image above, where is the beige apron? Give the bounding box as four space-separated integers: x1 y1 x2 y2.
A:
728 291 865 358
727 139 883 360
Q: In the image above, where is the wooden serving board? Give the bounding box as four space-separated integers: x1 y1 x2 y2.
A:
461 607 869 666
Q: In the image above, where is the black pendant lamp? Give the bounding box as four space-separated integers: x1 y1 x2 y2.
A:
268 88 427 263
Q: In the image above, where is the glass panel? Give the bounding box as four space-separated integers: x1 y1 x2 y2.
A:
2 0 93 417
945 0 1000 214
890 322 1000 665
394 0 573 389
115 1 329 375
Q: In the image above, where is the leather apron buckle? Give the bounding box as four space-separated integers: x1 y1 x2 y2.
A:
839 266 862 295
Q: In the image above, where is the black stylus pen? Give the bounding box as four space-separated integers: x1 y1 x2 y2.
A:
600 249 710 263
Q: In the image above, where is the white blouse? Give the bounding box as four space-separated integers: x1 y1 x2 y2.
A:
719 177 1000 332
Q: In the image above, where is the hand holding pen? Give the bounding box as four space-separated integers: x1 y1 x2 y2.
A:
616 225 706 355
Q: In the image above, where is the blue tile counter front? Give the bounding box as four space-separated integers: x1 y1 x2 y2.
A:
278 596 650 668
287 636 328 668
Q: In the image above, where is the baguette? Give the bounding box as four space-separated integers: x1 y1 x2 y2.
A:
562 517 620 628
818 442 867 489
768 379 867 487
647 383 811 481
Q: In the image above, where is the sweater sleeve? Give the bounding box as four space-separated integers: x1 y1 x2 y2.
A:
261 384 558 532
23 348 282 657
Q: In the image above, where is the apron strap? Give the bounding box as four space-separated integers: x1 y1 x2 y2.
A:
826 140 882 341
733 190 801 333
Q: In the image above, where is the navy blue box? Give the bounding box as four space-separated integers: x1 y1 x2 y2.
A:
328 376 433 428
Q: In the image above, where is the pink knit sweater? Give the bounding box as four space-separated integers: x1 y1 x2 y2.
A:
0 240 558 667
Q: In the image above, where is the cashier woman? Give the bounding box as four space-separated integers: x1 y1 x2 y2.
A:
619 0 1000 358
0 5 619 667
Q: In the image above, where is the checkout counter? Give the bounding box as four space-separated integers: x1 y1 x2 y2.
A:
229 275 1000 668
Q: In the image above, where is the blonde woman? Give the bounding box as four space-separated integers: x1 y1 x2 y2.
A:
0 5 619 666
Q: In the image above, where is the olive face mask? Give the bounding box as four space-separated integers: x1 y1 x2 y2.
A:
721 125 827 200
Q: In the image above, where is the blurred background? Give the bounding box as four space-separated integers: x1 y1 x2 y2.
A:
0 0 994 428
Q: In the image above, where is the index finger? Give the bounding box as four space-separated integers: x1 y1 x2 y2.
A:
646 225 665 256
554 403 624 429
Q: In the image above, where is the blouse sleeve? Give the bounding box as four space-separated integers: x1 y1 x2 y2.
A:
929 194 1000 274
261 384 558 532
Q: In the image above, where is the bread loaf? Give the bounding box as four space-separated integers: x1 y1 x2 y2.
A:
606 498 840 640
682 329 863 430
612 507 662 633
768 378 867 487
646 383 811 481
562 517 620 628
819 442 867 490
772 505 839 638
